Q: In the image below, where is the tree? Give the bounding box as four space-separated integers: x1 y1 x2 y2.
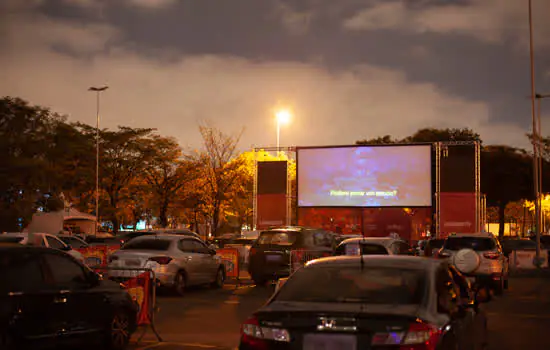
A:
77 124 155 233
481 145 533 239
356 128 480 145
189 124 244 236
142 136 197 228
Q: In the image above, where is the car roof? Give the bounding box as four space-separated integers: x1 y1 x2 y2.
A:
130 234 200 241
447 232 495 238
339 237 404 246
305 255 445 271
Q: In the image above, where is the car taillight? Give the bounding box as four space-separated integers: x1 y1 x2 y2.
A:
108 256 119 263
483 251 500 260
241 316 290 348
371 321 441 350
148 256 173 265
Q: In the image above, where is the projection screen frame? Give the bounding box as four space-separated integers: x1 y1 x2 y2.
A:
295 143 434 209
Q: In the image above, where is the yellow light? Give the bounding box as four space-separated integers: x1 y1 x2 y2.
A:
275 109 291 125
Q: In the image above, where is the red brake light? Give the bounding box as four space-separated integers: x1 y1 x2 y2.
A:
483 251 500 260
148 256 172 265
371 321 441 350
240 315 290 348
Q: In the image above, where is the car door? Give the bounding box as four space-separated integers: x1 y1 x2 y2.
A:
41 251 107 337
177 239 204 285
1 250 64 344
191 239 219 282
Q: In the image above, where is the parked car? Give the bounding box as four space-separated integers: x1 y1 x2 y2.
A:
0 245 138 350
240 255 489 350
85 235 125 247
108 235 225 296
57 234 89 249
334 236 416 256
437 232 509 295
247 226 336 285
3 232 83 262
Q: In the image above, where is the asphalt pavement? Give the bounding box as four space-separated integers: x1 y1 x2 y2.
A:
129 272 550 350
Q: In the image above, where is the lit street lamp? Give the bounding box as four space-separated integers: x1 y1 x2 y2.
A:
88 85 109 236
275 109 291 152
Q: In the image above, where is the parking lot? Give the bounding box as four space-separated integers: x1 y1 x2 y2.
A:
128 272 550 350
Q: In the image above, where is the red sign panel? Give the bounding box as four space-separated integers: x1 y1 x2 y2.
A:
257 194 287 229
440 192 477 234
298 208 362 234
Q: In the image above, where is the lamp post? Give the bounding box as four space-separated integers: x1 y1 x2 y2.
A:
88 85 109 236
275 109 291 154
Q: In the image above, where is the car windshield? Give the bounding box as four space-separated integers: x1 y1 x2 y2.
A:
335 243 388 256
445 237 495 251
275 266 426 305
122 239 171 251
257 231 297 246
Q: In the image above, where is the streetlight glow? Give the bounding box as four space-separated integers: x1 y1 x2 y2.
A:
276 109 291 125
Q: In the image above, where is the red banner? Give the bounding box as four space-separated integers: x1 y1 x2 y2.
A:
123 272 151 325
257 194 287 229
298 208 362 235
216 248 240 278
440 192 477 234
76 245 121 268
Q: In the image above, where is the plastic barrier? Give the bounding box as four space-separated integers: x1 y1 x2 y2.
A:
290 250 332 274
216 247 240 282
93 266 162 343
76 245 121 268
510 249 549 270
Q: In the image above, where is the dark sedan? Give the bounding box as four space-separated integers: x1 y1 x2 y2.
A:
0 245 138 350
239 255 488 350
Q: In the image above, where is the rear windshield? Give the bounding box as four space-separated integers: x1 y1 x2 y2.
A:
122 239 171 251
257 231 297 246
276 266 426 305
444 237 495 251
335 243 388 256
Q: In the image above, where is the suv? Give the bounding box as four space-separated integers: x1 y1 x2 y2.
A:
248 227 336 285
438 233 509 295
0 245 138 350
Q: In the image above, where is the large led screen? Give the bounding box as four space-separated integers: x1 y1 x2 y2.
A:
297 145 432 207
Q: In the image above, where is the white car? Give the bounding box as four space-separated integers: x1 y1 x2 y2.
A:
3 232 84 262
438 232 509 295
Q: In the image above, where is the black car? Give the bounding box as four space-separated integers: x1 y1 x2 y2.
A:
248 227 336 285
0 245 138 350
240 255 489 350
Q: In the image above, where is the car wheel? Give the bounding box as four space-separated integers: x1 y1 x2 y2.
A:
211 268 225 289
105 310 131 350
174 271 187 296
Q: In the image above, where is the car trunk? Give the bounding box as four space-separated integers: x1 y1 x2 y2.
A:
256 302 420 349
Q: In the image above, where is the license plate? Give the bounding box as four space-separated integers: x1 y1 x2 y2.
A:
125 259 141 266
266 255 282 262
303 334 357 350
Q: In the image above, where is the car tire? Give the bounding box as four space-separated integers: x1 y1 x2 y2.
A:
104 309 132 350
211 267 225 289
174 271 187 296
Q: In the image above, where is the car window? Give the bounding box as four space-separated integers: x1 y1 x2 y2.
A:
122 238 171 251
335 242 388 256
276 266 426 305
190 240 210 254
42 253 89 288
178 239 195 253
0 252 45 292
46 236 66 250
67 237 87 249
444 237 496 251
257 231 297 246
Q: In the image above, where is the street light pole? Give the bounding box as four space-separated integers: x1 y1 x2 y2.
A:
527 0 541 265
88 86 108 236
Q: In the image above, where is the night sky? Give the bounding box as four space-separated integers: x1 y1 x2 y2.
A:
2 0 549 151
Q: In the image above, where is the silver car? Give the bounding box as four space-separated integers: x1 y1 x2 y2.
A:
108 234 225 296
